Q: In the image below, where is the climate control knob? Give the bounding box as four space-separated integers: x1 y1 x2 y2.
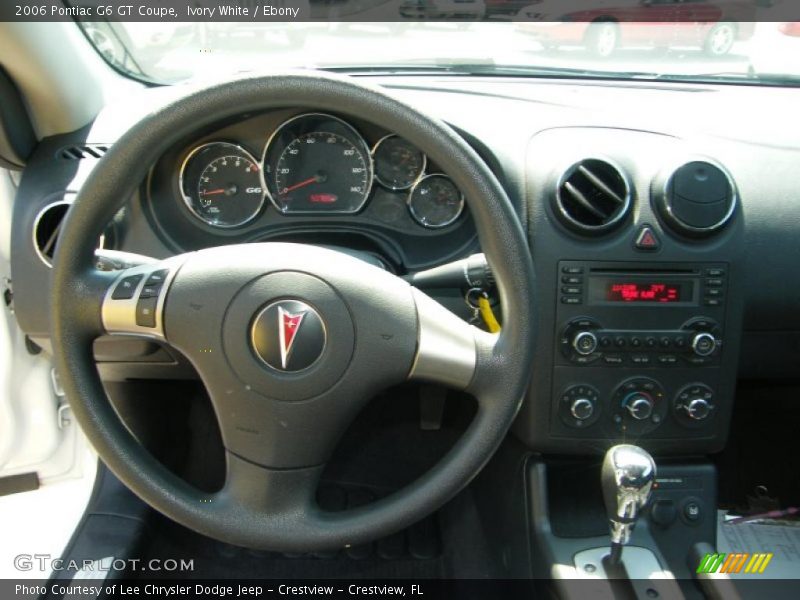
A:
683 398 712 421
572 331 598 356
691 332 718 357
623 392 654 421
674 383 715 426
570 397 595 421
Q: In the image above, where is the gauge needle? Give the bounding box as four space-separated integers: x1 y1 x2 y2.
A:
281 176 318 195
201 189 227 196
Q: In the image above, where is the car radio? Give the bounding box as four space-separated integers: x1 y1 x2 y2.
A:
556 261 727 367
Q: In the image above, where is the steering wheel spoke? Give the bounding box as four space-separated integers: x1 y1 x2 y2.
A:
215 452 323 520
408 287 497 392
101 256 186 340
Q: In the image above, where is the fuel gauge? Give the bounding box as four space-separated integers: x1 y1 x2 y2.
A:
407 174 464 229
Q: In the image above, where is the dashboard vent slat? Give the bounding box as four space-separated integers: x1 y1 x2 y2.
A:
554 158 632 235
58 144 110 160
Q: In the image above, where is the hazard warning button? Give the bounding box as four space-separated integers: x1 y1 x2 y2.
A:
635 226 660 251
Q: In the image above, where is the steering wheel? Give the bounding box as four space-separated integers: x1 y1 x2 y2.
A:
50 72 535 551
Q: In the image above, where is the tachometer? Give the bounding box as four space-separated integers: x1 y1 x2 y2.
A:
179 142 265 228
408 174 465 229
263 114 373 214
373 134 426 190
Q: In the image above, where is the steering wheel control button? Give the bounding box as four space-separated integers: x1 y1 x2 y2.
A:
251 300 326 372
145 269 169 285
634 225 660 251
111 274 143 300
139 283 162 299
135 297 158 328
559 385 600 428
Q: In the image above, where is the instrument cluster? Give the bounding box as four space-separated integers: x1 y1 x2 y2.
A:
177 112 465 231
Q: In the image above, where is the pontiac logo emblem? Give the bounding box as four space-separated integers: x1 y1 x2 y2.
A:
278 307 306 370
251 300 326 372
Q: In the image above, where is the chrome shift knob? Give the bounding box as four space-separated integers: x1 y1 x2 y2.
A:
602 444 656 546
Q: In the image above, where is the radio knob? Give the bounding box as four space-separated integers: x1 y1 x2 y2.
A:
570 397 595 421
691 332 718 357
623 393 654 421
683 397 713 421
572 331 598 356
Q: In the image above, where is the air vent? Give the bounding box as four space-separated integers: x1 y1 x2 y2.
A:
554 159 631 235
654 160 737 238
57 144 110 160
34 201 71 266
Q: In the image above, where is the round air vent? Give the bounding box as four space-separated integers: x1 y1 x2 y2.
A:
33 200 111 267
554 158 632 235
33 201 71 266
654 160 736 238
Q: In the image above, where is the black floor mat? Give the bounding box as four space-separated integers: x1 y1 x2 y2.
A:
130 385 496 580
136 503 445 580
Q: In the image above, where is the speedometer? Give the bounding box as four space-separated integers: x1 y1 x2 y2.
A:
179 142 265 228
263 114 373 214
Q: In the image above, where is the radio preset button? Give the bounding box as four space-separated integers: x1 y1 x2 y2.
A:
562 276 583 284
645 336 658 348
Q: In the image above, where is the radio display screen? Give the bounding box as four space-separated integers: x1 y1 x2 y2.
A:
588 277 695 304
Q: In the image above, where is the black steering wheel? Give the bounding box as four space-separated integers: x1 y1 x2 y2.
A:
50 72 535 551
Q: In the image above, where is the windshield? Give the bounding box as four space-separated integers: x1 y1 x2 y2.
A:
78 19 800 86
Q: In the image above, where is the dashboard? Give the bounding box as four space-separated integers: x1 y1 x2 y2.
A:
9 73 800 457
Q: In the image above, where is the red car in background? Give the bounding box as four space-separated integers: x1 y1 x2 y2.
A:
515 0 757 57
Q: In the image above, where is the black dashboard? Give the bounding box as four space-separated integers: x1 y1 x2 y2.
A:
10 73 800 457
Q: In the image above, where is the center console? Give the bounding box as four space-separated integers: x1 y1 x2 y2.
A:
515 127 745 456
552 260 729 442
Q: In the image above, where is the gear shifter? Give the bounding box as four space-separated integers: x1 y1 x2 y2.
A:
601 444 656 566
